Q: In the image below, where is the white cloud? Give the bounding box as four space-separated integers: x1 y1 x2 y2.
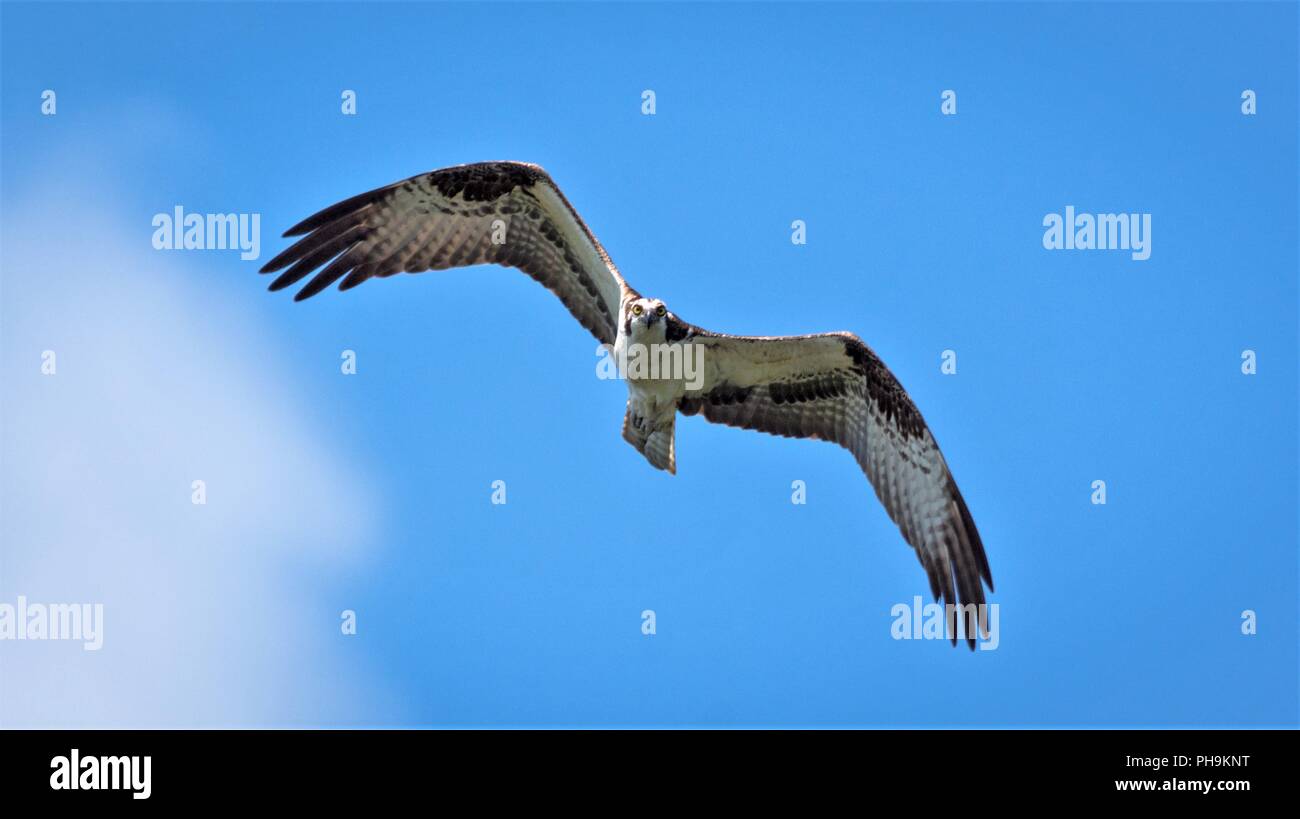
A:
0 183 397 726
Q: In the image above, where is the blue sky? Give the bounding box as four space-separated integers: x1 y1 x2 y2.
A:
2 1 1296 727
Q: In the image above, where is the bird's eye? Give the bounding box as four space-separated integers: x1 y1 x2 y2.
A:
632 304 643 316
656 305 666 317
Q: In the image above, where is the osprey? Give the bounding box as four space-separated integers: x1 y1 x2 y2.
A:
260 161 993 647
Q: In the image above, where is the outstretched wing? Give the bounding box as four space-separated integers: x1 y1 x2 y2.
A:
679 330 992 646
259 161 634 344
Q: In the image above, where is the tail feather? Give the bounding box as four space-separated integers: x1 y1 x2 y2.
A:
645 425 676 474
622 402 677 474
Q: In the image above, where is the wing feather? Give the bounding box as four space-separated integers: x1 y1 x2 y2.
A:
683 330 992 647
260 161 633 343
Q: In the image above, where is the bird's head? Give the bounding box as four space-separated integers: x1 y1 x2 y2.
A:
623 296 670 342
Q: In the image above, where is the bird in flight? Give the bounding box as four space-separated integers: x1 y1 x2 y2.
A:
260 161 992 647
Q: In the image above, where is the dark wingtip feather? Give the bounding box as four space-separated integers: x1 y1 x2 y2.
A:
259 235 308 272
291 247 362 301
943 565 959 647
294 274 335 301
284 217 321 238
283 185 391 237
955 490 994 590
268 270 300 292
338 268 372 291
260 244 303 274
